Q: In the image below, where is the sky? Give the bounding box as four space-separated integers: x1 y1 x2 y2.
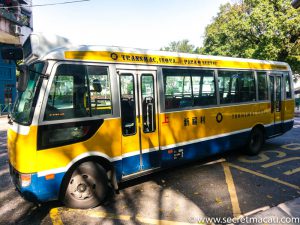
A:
32 0 230 50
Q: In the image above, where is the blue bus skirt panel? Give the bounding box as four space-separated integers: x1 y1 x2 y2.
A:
283 120 294 132
14 172 65 202
265 120 294 137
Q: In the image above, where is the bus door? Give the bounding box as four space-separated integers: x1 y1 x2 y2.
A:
270 74 284 134
118 70 160 176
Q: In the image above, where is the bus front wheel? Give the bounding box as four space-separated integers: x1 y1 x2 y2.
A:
63 162 108 209
245 127 264 156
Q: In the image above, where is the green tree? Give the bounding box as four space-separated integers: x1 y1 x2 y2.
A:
202 0 300 73
160 39 201 54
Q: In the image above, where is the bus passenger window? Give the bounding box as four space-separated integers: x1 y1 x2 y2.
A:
163 68 216 110
163 69 192 109
285 73 292 99
120 75 136 135
165 75 191 109
191 70 216 106
257 72 268 101
218 70 255 104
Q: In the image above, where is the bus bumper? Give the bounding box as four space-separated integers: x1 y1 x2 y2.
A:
9 163 64 202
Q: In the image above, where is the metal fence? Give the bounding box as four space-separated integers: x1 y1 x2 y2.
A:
0 103 12 116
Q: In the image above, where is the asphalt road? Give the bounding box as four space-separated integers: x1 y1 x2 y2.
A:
0 117 300 225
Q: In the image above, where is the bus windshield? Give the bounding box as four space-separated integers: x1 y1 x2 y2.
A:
11 62 45 125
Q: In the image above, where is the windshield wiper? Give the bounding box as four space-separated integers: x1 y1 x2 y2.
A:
28 69 49 79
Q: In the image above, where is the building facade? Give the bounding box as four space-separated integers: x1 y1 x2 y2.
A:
0 0 32 112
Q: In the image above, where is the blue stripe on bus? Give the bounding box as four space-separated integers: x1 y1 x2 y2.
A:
18 120 293 202
160 129 250 168
265 120 294 137
121 150 161 176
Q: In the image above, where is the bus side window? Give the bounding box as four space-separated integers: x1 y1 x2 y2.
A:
257 72 268 101
218 70 255 104
218 71 237 104
163 68 217 110
191 70 216 106
87 66 112 116
44 64 88 121
120 74 136 135
44 64 112 121
285 73 292 99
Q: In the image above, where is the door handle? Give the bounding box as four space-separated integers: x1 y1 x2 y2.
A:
144 97 155 132
146 102 154 131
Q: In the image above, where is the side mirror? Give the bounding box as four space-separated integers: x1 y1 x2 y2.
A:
17 65 29 92
1 47 23 60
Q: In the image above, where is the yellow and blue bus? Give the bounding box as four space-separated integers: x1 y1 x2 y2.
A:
5 34 294 208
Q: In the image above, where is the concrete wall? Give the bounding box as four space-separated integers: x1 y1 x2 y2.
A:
0 0 32 109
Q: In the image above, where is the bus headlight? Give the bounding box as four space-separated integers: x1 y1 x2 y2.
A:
20 174 32 187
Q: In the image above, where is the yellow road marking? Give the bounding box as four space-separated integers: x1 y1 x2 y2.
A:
59 208 200 225
281 143 300 151
62 208 130 220
238 150 286 164
227 163 300 190
262 157 300 168
79 210 131 221
50 208 63 225
284 167 300 175
222 162 242 217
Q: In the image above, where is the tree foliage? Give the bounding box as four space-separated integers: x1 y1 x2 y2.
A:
202 0 300 73
160 39 201 54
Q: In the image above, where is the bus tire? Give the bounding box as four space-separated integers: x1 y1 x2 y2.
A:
245 127 264 156
63 162 108 209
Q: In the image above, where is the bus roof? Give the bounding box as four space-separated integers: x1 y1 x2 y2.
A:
25 33 290 71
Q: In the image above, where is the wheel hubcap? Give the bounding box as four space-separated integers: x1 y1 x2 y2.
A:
77 183 87 193
69 174 96 200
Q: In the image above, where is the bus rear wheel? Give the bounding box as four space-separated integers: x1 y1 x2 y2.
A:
63 162 108 209
245 127 264 156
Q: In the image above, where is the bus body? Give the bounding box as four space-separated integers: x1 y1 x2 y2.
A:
6 34 294 208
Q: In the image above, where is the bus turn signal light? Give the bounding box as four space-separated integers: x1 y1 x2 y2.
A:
45 174 55 180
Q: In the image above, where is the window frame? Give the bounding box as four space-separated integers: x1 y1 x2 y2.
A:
40 61 117 125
